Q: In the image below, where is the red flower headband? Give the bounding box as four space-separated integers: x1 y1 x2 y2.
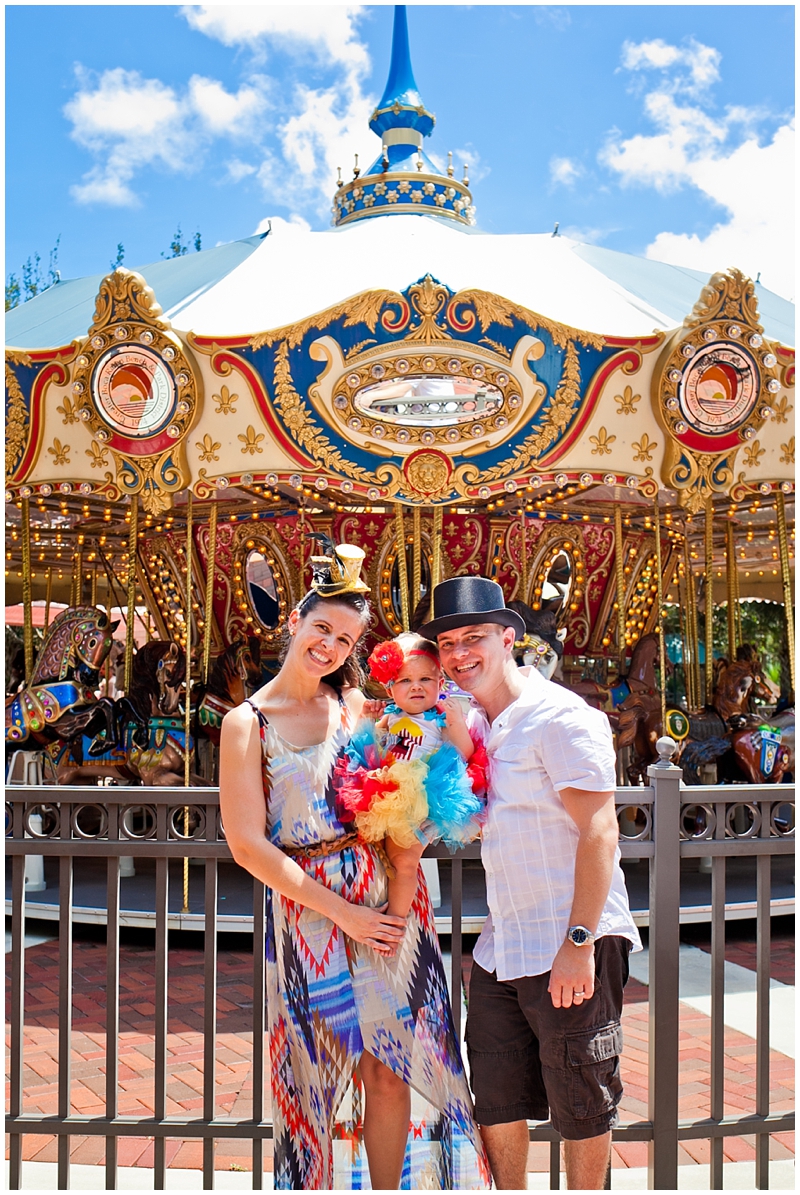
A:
367 639 439 686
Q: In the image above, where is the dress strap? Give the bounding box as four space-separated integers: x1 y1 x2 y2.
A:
245 698 268 730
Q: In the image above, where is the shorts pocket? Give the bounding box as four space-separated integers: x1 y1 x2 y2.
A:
566 1023 623 1119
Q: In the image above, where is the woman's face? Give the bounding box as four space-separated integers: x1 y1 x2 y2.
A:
288 602 364 677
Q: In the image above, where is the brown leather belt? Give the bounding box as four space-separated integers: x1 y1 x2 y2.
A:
281 832 360 859
282 832 396 878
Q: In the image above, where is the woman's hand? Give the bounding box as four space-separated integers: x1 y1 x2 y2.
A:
338 901 406 956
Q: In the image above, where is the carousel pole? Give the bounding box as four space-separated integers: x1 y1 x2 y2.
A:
431 506 443 589
652 496 667 733
725 521 737 660
776 490 795 692
298 501 307 590
393 503 410 632
412 506 422 614
202 502 218 686
124 498 138 694
614 505 626 673
704 498 714 705
91 565 98 609
20 497 34 680
44 567 53 633
519 508 529 602
73 550 83 607
183 493 194 916
678 561 693 711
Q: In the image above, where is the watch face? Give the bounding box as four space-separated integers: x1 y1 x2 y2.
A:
92 345 177 438
678 342 759 435
569 927 590 945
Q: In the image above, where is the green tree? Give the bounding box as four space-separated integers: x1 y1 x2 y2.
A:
5 237 60 310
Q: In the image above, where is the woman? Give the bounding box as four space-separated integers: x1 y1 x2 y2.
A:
220 543 489 1190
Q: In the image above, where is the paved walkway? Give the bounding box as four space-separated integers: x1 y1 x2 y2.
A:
5 919 794 1184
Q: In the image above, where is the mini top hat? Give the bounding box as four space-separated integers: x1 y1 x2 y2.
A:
307 534 369 598
419 576 525 640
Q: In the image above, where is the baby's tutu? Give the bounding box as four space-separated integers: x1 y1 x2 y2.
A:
336 721 485 851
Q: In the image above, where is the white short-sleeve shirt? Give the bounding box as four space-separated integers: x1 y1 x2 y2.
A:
468 667 641 981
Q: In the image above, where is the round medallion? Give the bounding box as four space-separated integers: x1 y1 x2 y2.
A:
677 342 759 435
91 345 177 438
404 449 452 497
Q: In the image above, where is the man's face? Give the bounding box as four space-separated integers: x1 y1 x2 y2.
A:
436 622 514 695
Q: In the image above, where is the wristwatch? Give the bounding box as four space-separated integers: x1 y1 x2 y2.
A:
566 925 596 947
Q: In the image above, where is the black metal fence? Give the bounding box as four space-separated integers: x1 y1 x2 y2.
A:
5 752 795 1190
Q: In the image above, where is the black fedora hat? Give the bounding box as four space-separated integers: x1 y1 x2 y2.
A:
419 576 526 640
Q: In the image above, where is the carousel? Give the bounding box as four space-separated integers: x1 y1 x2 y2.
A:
6 7 795 821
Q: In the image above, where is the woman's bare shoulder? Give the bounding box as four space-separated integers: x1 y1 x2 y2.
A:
341 684 367 719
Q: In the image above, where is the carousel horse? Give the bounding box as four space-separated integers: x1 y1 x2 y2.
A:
52 640 194 786
5 606 118 751
196 637 262 746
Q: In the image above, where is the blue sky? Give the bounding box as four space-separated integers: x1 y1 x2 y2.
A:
5 5 795 298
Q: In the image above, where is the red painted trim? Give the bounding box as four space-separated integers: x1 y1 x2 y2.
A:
15 361 68 481
107 428 177 456
213 352 316 469
677 425 741 454
538 349 640 465
603 334 663 348
192 333 253 349
11 345 76 363
382 299 410 332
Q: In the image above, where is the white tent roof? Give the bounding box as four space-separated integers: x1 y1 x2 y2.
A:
174 215 794 344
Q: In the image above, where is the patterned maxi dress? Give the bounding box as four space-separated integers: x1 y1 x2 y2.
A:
246 698 490 1191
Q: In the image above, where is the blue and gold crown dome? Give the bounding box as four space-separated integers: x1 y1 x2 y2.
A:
332 5 475 228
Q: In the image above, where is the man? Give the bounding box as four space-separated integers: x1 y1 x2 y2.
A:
421 576 641 1191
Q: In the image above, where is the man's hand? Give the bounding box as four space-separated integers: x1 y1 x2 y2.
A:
548 939 596 1008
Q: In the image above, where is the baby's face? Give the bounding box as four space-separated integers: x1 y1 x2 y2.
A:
388 654 441 715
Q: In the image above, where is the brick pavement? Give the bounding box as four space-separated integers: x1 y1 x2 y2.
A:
5 925 795 1176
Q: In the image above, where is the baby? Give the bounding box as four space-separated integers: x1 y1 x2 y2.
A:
362 633 481 918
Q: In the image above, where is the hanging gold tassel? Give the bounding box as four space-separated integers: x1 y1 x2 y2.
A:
393 503 410 632
725 520 737 661
44 566 53 633
653 497 667 734
21 497 33 680
124 498 138 694
431 506 443 590
776 490 795 692
202 502 218 685
704 498 714 705
519 508 529 602
412 506 422 614
614 505 626 672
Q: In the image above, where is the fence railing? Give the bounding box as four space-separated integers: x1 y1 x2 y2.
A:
5 753 795 1190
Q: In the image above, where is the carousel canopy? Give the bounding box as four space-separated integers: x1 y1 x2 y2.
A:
6 218 794 350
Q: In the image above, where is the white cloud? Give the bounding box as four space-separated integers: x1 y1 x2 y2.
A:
620 37 720 95
601 38 795 299
188 75 269 137
65 67 271 206
550 156 583 187
181 5 369 71
225 158 258 183
450 145 490 185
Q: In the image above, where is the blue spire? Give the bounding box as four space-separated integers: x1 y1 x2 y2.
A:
369 6 435 142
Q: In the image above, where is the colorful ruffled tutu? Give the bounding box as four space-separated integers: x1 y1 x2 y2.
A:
336 705 487 851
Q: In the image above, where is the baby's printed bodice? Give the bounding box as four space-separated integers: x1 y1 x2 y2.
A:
384 704 445 761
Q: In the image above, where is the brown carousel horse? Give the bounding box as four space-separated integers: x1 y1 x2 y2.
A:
6 606 119 753
52 640 195 786
196 637 262 746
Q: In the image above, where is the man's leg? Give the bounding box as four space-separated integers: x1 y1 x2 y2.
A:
479 1120 529 1190
564 1131 612 1190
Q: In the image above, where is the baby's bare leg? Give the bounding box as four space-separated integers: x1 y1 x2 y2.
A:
384 838 425 918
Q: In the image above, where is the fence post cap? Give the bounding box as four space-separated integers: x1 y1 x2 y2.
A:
655 736 678 762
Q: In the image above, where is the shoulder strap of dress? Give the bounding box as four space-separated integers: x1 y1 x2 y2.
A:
244 697 268 730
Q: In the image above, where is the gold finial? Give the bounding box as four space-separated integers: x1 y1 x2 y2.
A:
353 153 360 179
416 151 423 172
337 166 342 186
447 151 454 178
463 163 469 185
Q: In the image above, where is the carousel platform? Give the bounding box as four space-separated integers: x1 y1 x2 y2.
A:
5 855 794 934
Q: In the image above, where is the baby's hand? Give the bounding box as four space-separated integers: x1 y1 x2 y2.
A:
362 698 386 722
442 697 466 729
